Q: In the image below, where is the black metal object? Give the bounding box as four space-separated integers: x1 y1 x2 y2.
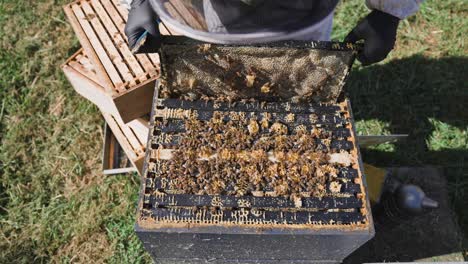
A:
136 229 374 264
373 179 439 229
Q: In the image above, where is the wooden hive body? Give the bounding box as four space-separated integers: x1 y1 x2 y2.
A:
102 122 139 175
137 81 374 263
62 49 148 174
61 0 179 173
63 0 161 123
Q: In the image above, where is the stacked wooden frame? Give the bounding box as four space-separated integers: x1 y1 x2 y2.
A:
61 0 174 174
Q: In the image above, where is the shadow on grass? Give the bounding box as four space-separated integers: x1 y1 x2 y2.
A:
344 55 467 262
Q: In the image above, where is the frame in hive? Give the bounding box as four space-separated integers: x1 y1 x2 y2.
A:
138 95 371 228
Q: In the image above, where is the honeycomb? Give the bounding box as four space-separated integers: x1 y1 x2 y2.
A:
158 38 359 104
140 98 368 227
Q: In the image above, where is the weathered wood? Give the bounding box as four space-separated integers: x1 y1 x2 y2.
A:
64 3 115 93
70 3 125 91
102 112 145 175
62 48 155 123
102 124 138 175
63 0 160 122
128 118 150 145
91 0 147 82
99 0 158 78
169 0 206 30
164 2 188 28
103 123 114 170
62 50 146 175
81 1 135 89
62 60 121 117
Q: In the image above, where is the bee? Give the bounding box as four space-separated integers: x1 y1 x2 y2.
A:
247 119 259 135
260 118 269 129
294 125 307 134
270 122 288 135
237 199 251 208
260 82 271 93
291 194 302 208
236 179 249 197
238 111 246 121
311 127 323 138
312 183 326 198
246 74 256 87
329 181 342 193
322 138 331 148
273 180 289 197
309 113 318 123
285 113 295 123
229 111 239 121
321 164 338 177
197 43 211 53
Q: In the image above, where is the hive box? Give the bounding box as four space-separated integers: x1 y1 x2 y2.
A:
136 38 374 263
61 49 148 174
61 0 183 175
137 97 373 263
135 39 374 263
103 112 148 175
63 0 161 123
102 123 138 175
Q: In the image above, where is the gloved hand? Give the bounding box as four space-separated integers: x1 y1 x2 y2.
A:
345 10 400 65
124 0 160 53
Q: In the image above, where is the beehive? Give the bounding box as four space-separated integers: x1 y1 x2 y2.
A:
63 0 161 123
137 97 373 263
136 38 374 264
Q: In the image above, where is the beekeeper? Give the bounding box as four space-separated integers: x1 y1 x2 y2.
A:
124 0 423 65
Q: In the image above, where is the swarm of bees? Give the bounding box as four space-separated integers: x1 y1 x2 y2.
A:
153 101 352 201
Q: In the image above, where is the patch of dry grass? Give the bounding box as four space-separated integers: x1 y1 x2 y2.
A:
0 0 149 262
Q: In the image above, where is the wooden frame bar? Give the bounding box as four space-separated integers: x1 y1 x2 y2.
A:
102 112 145 175
103 123 138 175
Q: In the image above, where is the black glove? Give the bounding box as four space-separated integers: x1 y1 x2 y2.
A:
345 10 400 65
124 0 160 53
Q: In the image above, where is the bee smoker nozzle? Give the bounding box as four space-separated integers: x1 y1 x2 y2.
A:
421 196 439 209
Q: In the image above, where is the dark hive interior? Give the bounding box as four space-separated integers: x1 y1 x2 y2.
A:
139 40 368 227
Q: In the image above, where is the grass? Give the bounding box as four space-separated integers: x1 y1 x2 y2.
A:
0 0 467 262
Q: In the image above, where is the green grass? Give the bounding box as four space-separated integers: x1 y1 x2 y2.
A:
0 0 467 262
